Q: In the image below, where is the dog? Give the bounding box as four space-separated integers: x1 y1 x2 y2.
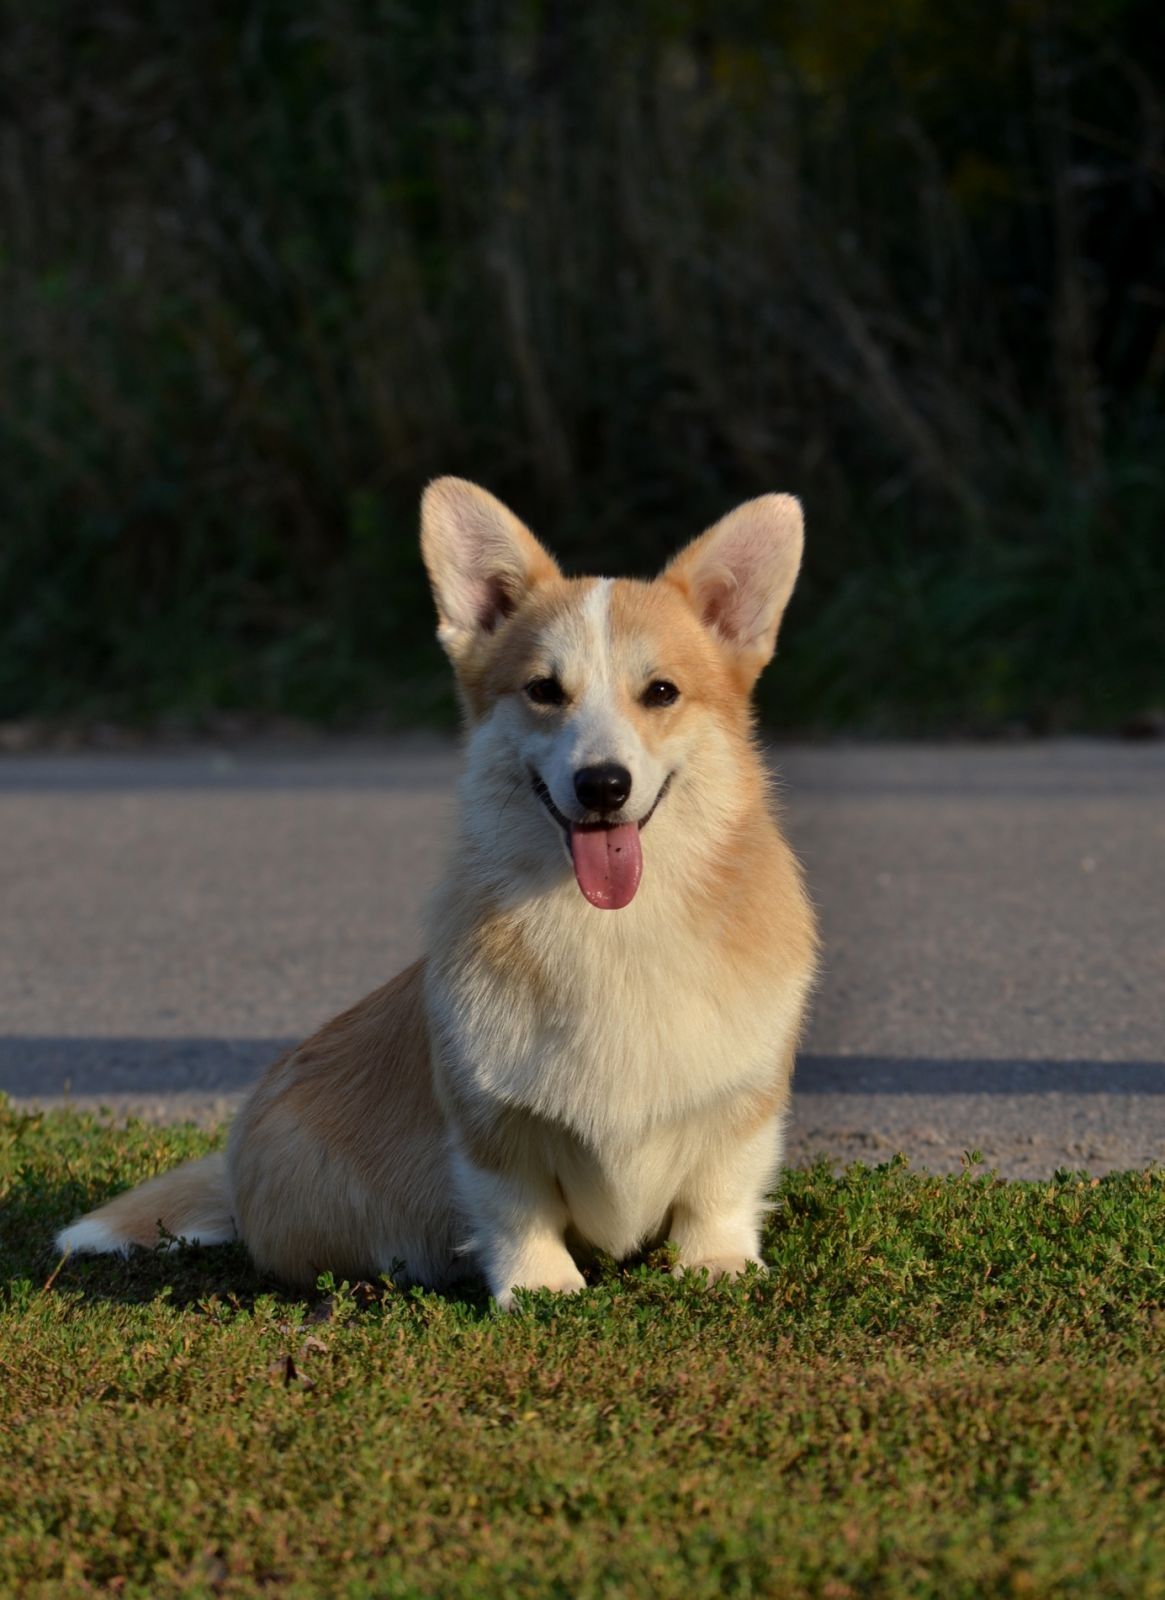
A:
56 479 819 1307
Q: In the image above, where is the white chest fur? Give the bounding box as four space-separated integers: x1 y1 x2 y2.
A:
427 871 809 1217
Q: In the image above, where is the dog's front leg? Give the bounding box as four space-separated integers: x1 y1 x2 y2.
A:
452 1149 585 1310
667 1115 785 1283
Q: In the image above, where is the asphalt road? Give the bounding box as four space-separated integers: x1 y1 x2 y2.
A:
2 737 1162 1176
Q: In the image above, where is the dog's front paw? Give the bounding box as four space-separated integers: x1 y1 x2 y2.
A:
672 1255 767 1284
494 1265 586 1313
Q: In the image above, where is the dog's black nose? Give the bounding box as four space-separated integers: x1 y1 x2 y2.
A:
574 763 632 815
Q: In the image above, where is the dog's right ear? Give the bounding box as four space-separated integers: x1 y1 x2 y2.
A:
420 478 561 664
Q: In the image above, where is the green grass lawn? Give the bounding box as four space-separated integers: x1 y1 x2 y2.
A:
1 1099 1163 1599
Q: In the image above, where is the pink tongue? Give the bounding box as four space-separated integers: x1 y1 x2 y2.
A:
570 823 643 909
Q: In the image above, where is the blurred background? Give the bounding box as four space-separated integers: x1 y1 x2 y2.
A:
1 0 1162 736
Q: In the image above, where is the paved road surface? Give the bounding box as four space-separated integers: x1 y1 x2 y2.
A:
2 738 1162 1175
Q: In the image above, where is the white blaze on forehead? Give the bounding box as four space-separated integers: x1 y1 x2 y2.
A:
570 579 628 764
522 575 670 824
580 577 614 680
527 577 611 686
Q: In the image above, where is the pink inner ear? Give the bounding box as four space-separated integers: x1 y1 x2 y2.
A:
700 573 737 634
663 493 803 667
478 574 517 633
698 557 768 649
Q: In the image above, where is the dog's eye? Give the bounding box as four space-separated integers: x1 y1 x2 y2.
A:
526 676 566 707
642 679 680 708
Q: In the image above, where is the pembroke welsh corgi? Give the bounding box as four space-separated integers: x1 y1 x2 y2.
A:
57 479 818 1307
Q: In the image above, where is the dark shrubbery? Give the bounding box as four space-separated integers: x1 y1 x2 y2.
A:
1 1 1162 731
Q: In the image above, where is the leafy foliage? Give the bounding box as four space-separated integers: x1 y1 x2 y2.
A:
1 1 1163 731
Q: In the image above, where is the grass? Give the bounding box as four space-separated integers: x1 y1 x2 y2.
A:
2 1100 1164 1598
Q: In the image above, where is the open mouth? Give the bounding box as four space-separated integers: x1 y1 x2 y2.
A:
531 770 674 911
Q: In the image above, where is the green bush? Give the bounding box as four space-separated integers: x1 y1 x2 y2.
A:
1 1 1162 730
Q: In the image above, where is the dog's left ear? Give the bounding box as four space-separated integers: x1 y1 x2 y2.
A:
421 478 561 664
663 494 804 684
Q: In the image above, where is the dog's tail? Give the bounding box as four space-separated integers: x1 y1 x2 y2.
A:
55 1152 236 1258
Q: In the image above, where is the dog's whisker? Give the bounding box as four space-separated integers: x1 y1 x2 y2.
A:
494 775 525 848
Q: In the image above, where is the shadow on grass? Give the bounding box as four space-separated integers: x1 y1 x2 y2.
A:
0 1102 697 1327
18 1102 1160 1344
1 1166 499 1321
4 1163 282 1309
7 1168 695 1325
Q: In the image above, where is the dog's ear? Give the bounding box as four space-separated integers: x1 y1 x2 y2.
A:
420 478 561 663
663 494 804 684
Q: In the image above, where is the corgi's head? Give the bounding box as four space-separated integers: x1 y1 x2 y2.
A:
421 478 804 911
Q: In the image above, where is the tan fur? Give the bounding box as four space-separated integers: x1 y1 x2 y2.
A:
606 579 754 740
471 905 555 1010
227 960 458 1288
465 578 589 717
57 478 819 1307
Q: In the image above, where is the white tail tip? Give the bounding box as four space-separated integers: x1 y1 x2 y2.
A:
55 1218 133 1258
